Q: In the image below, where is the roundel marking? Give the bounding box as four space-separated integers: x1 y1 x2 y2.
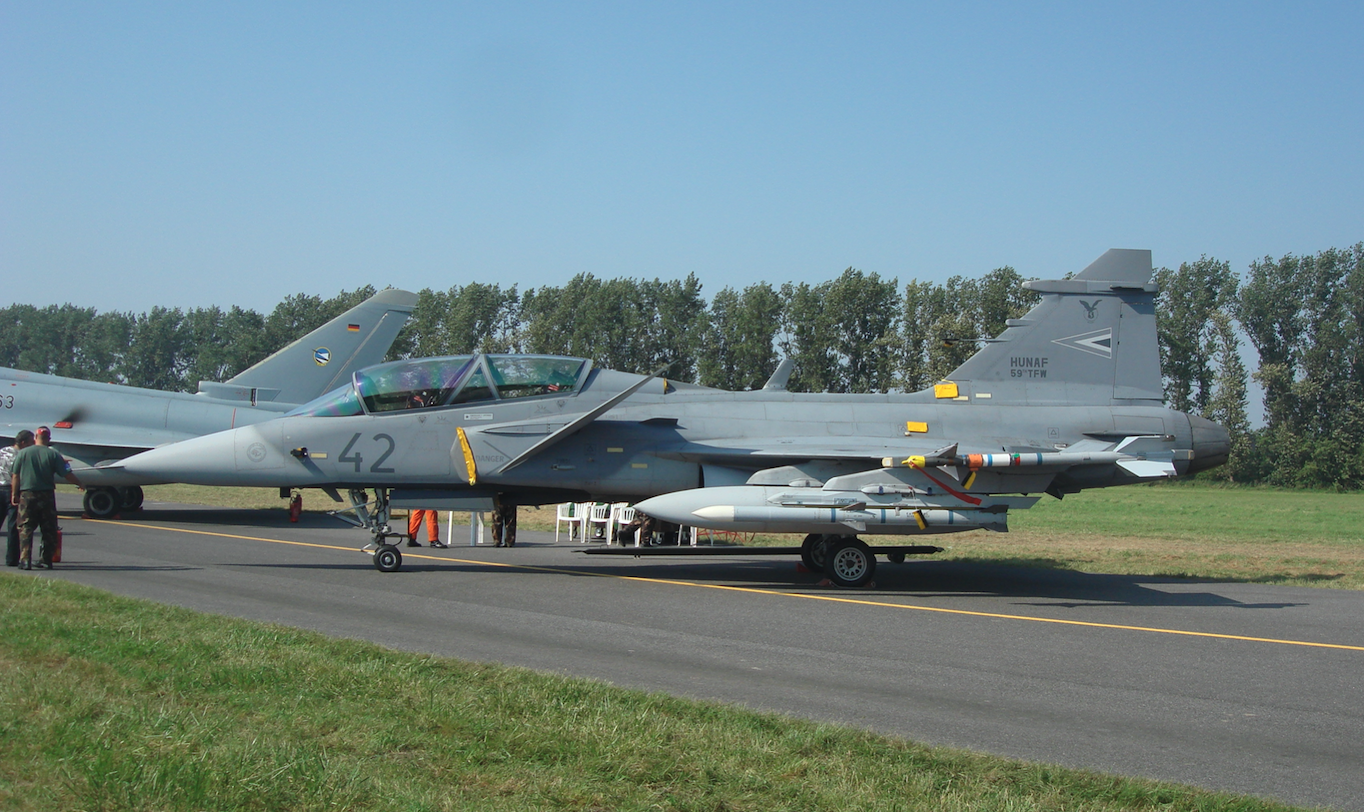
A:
246 442 268 463
314 347 331 366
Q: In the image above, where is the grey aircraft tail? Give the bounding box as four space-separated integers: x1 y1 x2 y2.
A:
197 288 418 406
945 249 1163 405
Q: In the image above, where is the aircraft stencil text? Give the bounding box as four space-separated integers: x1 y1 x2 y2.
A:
1010 356 1049 378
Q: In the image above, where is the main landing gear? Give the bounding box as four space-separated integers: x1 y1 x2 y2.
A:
823 537 876 588
331 487 407 572
83 486 144 519
801 534 896 588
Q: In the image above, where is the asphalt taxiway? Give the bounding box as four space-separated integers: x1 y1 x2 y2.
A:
20 495 1364 811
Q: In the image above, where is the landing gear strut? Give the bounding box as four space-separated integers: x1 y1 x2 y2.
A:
330 487 407 572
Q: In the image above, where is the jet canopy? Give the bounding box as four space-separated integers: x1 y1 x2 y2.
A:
286 354 591 418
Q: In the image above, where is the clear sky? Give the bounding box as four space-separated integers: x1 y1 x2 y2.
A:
3 1 1361 314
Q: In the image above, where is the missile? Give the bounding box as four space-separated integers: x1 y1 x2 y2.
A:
881 450 1127 470
635 485 1039 536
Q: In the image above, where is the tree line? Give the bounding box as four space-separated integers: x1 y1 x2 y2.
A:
3 241 1359 488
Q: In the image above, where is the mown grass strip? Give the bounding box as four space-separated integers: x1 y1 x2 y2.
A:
0 574 1310 812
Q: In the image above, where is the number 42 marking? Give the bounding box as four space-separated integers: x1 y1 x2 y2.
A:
339 433 396 473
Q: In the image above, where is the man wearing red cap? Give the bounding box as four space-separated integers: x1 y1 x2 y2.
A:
9 428 84 570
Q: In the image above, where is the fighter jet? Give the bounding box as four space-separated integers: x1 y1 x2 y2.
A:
115 250 1229 585
2 288 417 517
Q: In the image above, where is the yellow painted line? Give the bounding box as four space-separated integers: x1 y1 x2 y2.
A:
81 517 1364 653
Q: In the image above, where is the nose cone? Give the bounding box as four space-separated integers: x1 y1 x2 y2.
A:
120 428 247 486
1187 414 1231 474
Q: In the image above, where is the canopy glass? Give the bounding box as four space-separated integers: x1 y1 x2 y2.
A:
286 354 590 417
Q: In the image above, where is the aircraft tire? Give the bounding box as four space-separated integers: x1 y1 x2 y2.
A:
824 537 876 588
373 545 402 573
119 486 145 511
84 488 120 519
887 552 906 564
800 534 832 572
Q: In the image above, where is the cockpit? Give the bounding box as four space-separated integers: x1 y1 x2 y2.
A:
286 354 591 418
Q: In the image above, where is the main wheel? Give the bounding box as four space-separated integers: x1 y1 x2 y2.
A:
83 488 120 519
887 552 906 564
119 485 145 511
373 545 402 572
800 534 832 572
824 538 876 588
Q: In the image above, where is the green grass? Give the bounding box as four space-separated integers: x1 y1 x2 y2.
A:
0 575 1311 812
1008 482 1364 546
946 483 1364 589
125 482 1364 588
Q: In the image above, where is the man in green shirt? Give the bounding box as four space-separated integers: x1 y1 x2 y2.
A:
8 429 84 570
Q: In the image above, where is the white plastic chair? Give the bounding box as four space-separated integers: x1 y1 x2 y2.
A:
555 502 588 543
613 505 636 546
586 503 612 542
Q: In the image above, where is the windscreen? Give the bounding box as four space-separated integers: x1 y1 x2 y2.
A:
285 384 364 417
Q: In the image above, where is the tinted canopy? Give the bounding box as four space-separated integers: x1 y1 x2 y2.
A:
286 354 590 417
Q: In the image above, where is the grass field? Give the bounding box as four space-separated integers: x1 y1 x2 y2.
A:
0 575 1310 811
134 482 1364 589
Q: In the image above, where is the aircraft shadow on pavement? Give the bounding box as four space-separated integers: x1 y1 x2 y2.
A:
83 511 1309 610
111 507 339 529
286 550 1306 611
863 558 1307 609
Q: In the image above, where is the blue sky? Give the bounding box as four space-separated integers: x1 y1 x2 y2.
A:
2 1 1361 314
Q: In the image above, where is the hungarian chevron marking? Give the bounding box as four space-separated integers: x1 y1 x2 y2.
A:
1052 328 1113 358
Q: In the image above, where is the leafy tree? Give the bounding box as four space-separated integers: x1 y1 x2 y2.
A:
777 281 839 393
972 266 1038 340
74 310 135 383
1155 257 1238 414
1237 244 1364 488
1203 311 1259 482
824 269 900 393
699 282 782 390
392 288 451 360
182 306 268 385
121 307 188 390
898 280 948 392
636 274 707 381
520 275 695 376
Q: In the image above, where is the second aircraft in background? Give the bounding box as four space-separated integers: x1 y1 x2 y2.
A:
1 288 417 517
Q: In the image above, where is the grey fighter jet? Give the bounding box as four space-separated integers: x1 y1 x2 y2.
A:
2 288 417 517
115 250 1229 585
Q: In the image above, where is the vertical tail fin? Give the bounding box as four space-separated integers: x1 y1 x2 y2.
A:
946 249 1162 405
208 288 418 405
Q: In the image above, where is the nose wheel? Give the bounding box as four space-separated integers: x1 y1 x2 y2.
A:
373 544 402 572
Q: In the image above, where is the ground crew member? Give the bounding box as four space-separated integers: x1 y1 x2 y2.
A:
0 435 22 567
491 502 517 547
9 429 84 570
407 509 445 548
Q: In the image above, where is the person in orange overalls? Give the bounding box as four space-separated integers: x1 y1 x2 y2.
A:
407 510 445 548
